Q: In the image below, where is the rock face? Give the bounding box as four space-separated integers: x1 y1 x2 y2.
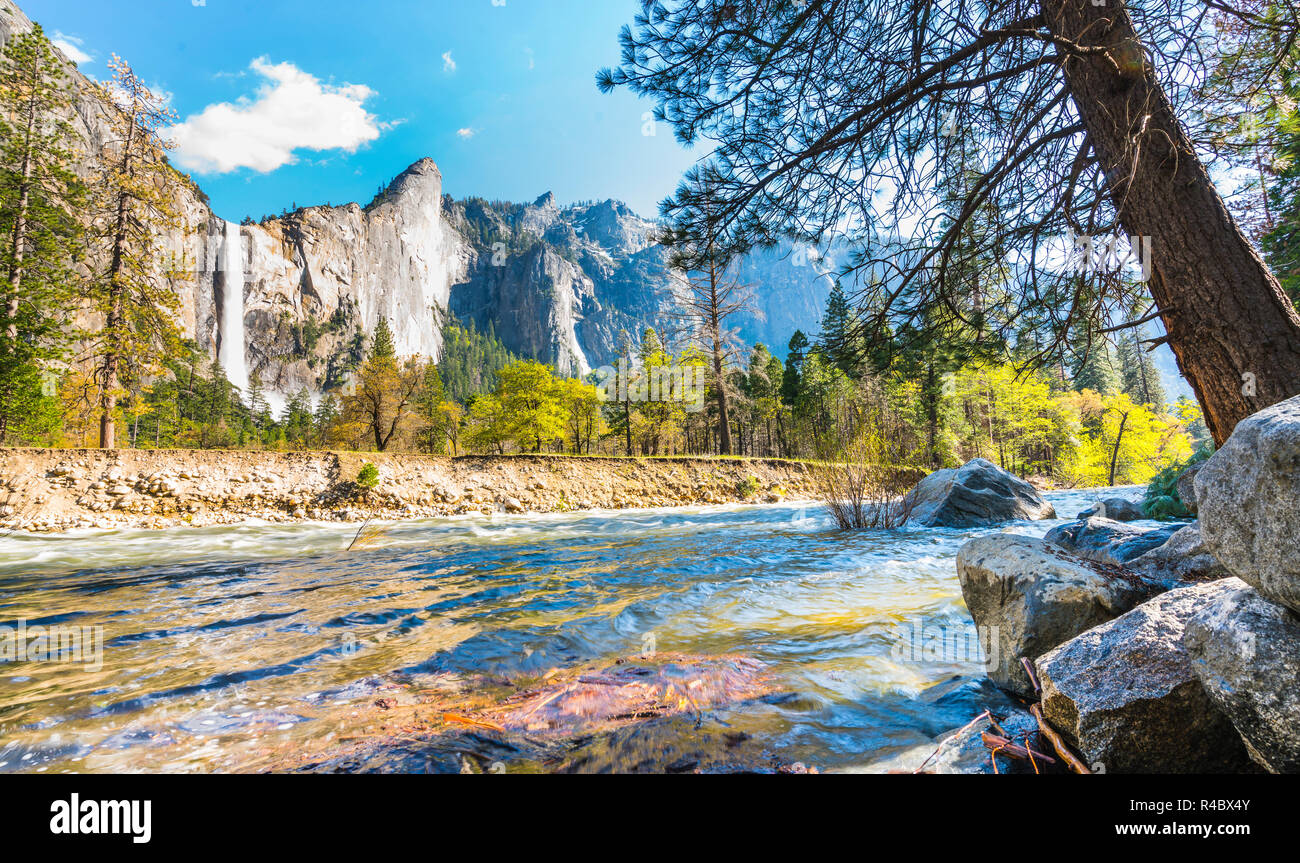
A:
1129 522 1231 584
905 459 1055 528
956 535 1157 696
1036 579 1256 774
1075 497 1144 522
0 0 835 407
1044 517 1181 568
1176 463 1203 515
1197 394 1300 614
1184 583 1300 773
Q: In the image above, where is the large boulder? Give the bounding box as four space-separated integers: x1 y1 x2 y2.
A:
1036 579 1256 774
905 459 1055 528
1128 522 1231 585
1197 394 1300 614
1075 497 1145 522
957 534 1160 696
1183 583 1300 773
1176 462 1203 516
1044 517 1181 568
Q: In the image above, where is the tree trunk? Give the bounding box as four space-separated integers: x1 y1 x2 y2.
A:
924 364 939 467
1108 409 1130 486
1043 0 1300 444
5 82 38 342
98 100 139 450
622 394 633 456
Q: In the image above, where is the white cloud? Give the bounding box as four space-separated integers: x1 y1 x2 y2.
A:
442 51 456 73
456 127 476 139
52 31 92 65
169 58 384 174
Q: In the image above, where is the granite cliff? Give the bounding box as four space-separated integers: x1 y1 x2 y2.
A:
0 0 836 411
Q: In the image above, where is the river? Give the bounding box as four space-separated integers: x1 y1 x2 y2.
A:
0 487 1147 773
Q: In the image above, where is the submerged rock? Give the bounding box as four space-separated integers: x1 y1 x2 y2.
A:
905 459 1055 528
268 653 781 774
1197 394 1300 614
1044 517 1181 568
1075 497 1145 522
1183 583 1300 773
957 534 1159 696
861 706 1047 774
1036 579 1256 774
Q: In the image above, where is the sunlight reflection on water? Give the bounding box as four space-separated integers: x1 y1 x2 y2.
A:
0 487 1150 772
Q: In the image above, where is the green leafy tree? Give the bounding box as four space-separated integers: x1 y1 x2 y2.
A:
496 360 566 452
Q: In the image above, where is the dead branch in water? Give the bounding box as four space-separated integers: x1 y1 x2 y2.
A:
347 517 392 551
1031 704 1092 774
980 732 1055 765
1020 657 1041 696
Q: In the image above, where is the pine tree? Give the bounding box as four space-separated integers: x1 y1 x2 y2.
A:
89 56 187 448
245 373 271 436
0 25 84 443
1071 332 1121 396
414 361 451 454
313 394 339 444
662 185 749 455
782 330 808 409
819 281 857 374
370 315 396 361
1116 330 1167 413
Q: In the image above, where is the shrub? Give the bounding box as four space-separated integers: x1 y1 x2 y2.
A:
813 432 915 530
1142 444 1212 519
356 462 380 492
737 475 761 499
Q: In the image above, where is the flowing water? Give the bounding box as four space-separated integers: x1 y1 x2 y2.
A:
0 487 1147 773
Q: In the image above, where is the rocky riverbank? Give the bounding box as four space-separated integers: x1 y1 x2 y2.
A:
950 394 1300 774
0 449 829 533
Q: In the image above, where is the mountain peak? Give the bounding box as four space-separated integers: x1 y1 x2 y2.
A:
533 191 556 208
396 157 441 181
380 157 443 202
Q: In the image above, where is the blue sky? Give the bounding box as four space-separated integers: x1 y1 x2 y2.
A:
25 0 701 222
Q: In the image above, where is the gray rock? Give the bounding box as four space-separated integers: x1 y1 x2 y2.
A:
862 707 1045 774
1128 522 1230 585
503 497 526 513
1037 579 1256 774
1183 583 1300 773
957 534 1158 696
1044 517 1181 568
1197 394 1300 614
905 459 1055 528
1176 462 1203 515
1075 497 1145 522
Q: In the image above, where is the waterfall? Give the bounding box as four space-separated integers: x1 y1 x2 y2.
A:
217 220 249 396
